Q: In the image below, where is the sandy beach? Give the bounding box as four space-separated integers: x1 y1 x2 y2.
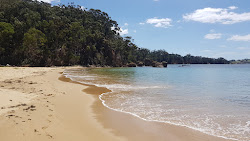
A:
0 67 231 141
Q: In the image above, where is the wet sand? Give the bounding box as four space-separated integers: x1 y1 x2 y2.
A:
0 67 232 141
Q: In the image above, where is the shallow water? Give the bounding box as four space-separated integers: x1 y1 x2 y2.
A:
64 64 250 141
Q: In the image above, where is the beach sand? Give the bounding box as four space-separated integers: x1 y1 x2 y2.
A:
0 67 231 141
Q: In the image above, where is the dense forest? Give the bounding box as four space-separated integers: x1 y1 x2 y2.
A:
0 0 229 67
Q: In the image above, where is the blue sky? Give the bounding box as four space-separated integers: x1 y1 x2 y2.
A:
45 0 250 60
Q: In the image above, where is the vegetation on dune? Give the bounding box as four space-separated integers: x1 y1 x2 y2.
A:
0 0 229 67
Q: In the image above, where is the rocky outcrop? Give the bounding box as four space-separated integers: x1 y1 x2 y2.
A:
127 62 137 67
137 62 144 67
162 61 168 67
152 61 163 68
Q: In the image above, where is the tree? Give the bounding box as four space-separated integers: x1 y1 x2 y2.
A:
22 28 47 66
0 22 14 64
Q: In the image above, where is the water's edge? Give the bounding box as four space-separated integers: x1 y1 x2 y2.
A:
63 69 236 141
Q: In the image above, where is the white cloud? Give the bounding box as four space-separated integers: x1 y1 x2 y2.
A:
139 22 145 25
80 6 85 10
124 23 129 26
118 28 129 36
183 6 250 24
146 17 172 28
228 6 238 10
37 0 59 3
228 34 250 41
111 27 128 36
204 33 222 39
153 0 159 1
133 30 137 33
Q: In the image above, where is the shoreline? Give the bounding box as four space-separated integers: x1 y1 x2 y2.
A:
97 92 236 141
63 68 233 141
0 67 232 141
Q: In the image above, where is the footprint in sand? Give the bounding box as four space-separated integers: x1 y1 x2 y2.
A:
6 114 15 118
46 134 53 139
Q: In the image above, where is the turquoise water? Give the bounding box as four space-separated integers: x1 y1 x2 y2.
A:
64 64 250 140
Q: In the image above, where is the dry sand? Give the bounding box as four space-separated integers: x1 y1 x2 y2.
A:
0 67 124 141
0 67 232 141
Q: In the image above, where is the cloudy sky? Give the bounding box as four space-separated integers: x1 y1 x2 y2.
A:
46 0 250 60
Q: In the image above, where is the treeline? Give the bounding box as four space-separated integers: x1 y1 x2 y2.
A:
0 0 229 67
230 59 250 64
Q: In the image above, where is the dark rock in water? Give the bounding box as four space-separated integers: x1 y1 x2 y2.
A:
137 62 144 67
152 61 163 68
162 61 168 67
179 64 190 67
127 62 137 67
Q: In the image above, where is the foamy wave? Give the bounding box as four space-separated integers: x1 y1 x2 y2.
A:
99 92 239 141
65 74 97 80
95 84 168 91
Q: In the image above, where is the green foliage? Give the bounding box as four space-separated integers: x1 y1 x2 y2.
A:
0 22 15 63
22 28 47 66
0 0 229 66
0 22 14 45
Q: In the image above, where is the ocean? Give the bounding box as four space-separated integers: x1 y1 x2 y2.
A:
64 64 250 141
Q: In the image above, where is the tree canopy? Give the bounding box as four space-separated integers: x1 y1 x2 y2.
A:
0 0 229 66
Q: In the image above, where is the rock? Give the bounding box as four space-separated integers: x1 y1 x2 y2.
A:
152 61 163 68
137 62 144 67
127 62 137 67
162 61 168 67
